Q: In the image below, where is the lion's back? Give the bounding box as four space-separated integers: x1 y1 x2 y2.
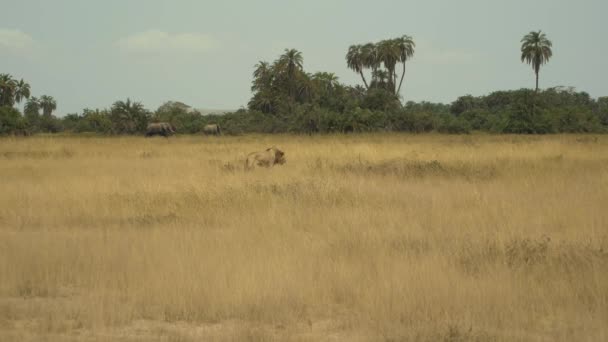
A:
245 151 273 169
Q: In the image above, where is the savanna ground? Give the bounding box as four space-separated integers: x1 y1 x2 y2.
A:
0 134 607 341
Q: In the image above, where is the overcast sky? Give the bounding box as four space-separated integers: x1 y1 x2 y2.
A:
1 0 606 115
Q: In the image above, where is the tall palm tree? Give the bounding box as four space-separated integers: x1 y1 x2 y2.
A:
346 45 369 90
396 35 415 95
0 74 17 106
14 79 31 104
279 49 304 78
278 49 303 100
39 95 57 117
377 39 400 94
521 30 553 92
252 61 273 92
361 43 380 78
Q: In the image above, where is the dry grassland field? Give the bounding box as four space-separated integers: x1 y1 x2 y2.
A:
0 134 607 341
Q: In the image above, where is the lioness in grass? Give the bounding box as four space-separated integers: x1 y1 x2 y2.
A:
245 147 286 170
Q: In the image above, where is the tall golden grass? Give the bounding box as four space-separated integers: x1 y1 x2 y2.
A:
0 134 607 341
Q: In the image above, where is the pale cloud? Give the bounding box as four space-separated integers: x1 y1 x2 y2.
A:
0 29 36 54
116 30 217 54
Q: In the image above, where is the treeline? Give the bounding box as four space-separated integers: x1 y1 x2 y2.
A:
2 87 607 136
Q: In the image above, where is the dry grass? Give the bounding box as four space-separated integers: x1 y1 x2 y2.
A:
0 133 607 341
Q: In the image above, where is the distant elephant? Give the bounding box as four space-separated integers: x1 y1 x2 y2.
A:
146 122 175 137
203 124 221 136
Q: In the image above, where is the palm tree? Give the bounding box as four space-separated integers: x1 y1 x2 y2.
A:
521 30 553 92
296 73 315 102
14 79 31 104
312 72 339 94
252 61 274 92
248 90 276 114
361 43 380 78
278 49 304 100
0 74 17 106
377 39 400 93
371 69 390 90
24 97 40 116
347 85 367 101
279 48 303 76
39 95 57 117
395 35 415 96
346 45 369 90
111 98 150 134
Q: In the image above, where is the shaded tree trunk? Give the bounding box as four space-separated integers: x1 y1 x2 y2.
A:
535 71 539 92
397 61 406 96
359 70 369 90
389 67 396 94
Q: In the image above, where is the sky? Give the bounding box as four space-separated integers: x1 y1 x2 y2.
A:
1 0 606 115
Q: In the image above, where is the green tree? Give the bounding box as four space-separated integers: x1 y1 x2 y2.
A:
346 45 370 90
39 95 57 117
370 69 390 91
312 72 339 94
278 49 303 101
0 74 31 106
14 79 31 104
252 61 274 92
154 101 205 134
395 35 415 96
110 98 150 134
521 30 553 92
80 109 113 133
24 97 40 116
249 50 316 114
361 43 379 77
24 96 41 130
0 106 25 134
0 74 17 106
377 39 400 93
598 97 608 126
249 90 278 114
348 36 414 97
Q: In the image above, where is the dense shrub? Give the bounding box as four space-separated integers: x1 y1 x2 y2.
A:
1 87 606 136
437 114 472 134
0 106 25 134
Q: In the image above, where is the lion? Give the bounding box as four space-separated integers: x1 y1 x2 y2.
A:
245 147 286 170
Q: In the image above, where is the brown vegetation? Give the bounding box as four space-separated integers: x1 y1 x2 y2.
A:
0 134 607 341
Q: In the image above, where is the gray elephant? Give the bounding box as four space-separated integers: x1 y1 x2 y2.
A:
203 124 221 136
146 122 175 137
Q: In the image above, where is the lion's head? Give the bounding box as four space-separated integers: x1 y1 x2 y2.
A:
268 147 286 165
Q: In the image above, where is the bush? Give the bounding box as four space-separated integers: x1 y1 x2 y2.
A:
549 108 604 133
153 102 206 134
460 109 491 130
389 110 438 133
361 88 401 112
38 115 64 133
0 106 26 134
437 114 471 134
